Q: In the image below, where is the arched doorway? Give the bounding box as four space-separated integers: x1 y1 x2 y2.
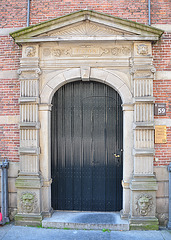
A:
51 80 123 211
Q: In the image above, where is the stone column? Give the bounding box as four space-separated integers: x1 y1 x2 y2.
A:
15 45 43 226
121 104 134 218
129 42 158 230
39 104 53 217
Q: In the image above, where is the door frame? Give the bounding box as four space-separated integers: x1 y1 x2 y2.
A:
51 81 124 211
39 68 133 217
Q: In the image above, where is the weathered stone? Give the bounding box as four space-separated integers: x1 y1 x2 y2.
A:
9 10 164 228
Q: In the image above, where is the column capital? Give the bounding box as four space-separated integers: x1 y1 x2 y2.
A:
122 103 134 111
39 104 53 111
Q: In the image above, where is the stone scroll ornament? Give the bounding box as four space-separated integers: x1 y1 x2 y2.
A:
25 46 36 57
136 194 153 216
20 192 38 213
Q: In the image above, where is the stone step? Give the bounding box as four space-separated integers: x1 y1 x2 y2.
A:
42 211 129 231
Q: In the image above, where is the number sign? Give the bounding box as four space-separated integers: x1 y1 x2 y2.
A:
154 103 166 116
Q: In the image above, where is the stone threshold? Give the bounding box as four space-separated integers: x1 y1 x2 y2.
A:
42 211 129 231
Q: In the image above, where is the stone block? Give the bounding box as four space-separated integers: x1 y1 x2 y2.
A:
9 192 17 208
154 166 169 181
47 73 66 89
156 212 169 226
15 213 42 226
90 68 108 82
63 68 81 81
0 162 19 178
129 217 159 230
17 188 42 214
0 177 17 193
156 198 169 213
156 182 169 198
40 84 53 103
106 72 124 91
131 190 156 217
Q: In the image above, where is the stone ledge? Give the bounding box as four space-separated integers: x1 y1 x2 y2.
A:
19 122 40 129
133 97 155 103
19 97 40 104
19 147 40 155
133 148 155 156
15 175 42 188
130 177 158 190
15 213 43 226
133 122 154 129
129 217 159 230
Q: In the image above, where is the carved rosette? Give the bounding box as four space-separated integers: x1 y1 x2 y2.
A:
20 192 38 213
136 194 153 216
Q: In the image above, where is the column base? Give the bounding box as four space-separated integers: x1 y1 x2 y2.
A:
42 207 54 218
167 221 171 230
15 213 43 227
120 209 129 219
129 217 159 230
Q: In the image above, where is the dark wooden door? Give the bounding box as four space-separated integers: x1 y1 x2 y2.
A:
51 81 123 211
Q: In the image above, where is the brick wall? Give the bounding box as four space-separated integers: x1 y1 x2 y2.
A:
0 37 21 71
153 33 171 71
0 124 19 162
1 0 171 28
153 32 171 166
0 0 171 166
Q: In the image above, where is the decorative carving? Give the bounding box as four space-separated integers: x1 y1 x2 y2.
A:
17 68 41 75
111 47 130 56
129 58 134 67
20 192 38 213
134 71 153 78
130 68 136 75
137 44 148 55
35 68 42 76
150 67 156 73
42 45 131 58
38 21 134 37
52 49 61 57
136 194 153 216
81 66 90 81
43 48 51 57
17 69 22 75
25 46 36 57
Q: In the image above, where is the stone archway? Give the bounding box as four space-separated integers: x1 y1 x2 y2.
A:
39 68 133 219
12 10 163 229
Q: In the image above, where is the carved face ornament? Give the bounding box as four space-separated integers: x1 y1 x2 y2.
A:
136 194 152 216
21 192 37 213
137 44 148 55
25 46 36 57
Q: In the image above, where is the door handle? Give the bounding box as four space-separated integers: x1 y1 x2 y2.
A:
114 153 120 158
113 149 123 158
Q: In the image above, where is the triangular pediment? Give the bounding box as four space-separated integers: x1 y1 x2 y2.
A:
36 21 135 37
10 10 163 43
